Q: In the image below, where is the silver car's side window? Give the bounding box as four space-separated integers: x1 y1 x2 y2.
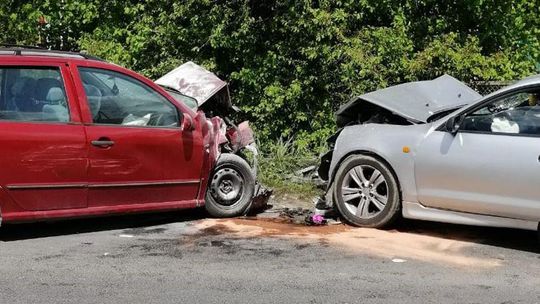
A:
78 67 179 128
461 90 540 135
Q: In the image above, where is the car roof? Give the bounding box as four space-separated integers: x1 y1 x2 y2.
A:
0 45 105 62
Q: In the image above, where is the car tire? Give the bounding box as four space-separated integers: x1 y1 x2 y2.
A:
333 154 400 228
205 153 255 218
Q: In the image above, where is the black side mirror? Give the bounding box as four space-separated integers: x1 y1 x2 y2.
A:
445 115 462 134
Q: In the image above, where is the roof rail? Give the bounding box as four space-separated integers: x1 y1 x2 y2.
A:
0 43 105 61
78 51 105 61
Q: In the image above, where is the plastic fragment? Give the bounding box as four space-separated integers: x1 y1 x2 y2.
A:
312 214 325 224
305 213 327 226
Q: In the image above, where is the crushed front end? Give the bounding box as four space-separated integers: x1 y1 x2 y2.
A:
315 75 481 215
156 62 271 216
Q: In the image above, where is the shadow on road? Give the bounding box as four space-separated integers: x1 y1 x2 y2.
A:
395 219 539 254
1 207 538 254
0 208 207 242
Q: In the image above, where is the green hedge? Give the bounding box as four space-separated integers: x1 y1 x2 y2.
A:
2 0 539 149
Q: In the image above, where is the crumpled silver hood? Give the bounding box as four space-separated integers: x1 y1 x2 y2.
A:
336 74 482 125
155 61 232 108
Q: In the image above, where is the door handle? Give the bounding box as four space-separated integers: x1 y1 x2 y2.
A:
91 137 115 148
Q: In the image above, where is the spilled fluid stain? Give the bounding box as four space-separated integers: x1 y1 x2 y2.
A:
190 218 502 268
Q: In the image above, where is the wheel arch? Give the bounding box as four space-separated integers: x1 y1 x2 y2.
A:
329 150 403 202
327 123 424 205
204 152 255 218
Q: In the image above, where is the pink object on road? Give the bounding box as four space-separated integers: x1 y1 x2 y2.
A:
311 214 326 225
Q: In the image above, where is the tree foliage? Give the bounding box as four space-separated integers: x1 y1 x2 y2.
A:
1 0 538 147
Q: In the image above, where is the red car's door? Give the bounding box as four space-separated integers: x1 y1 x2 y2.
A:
0 62 87 211
72 65 204 208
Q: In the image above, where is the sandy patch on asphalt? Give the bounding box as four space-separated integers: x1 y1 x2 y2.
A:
192 218 501 268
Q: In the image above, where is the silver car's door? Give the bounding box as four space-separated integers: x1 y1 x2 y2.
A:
414 89 540 221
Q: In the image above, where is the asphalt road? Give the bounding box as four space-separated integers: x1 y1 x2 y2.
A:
0 209 538 304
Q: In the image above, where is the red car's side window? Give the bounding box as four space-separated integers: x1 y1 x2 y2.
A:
0 67 69 122
78 67 179 128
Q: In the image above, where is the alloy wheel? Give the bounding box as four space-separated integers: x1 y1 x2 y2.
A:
340 165 388 219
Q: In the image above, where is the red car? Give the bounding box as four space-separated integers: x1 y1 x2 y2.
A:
0 46 257 226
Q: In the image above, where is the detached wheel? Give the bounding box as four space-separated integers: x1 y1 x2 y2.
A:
205 153 255 218
333 155 400 228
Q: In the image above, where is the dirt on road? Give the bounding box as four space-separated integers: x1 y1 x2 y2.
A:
191 218 505 268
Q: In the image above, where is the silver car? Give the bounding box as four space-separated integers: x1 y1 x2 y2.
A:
319 74 540 233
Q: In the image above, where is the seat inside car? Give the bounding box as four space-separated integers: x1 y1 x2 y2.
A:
83 84 102 119
42 87 68 122
35 78 62 102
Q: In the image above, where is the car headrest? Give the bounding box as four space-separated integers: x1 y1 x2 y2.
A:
46 87 65 103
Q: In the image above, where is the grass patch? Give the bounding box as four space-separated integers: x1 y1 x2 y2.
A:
257 138 325 200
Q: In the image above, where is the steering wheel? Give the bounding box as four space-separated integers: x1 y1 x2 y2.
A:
149 113 164 126
524 106 540 116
